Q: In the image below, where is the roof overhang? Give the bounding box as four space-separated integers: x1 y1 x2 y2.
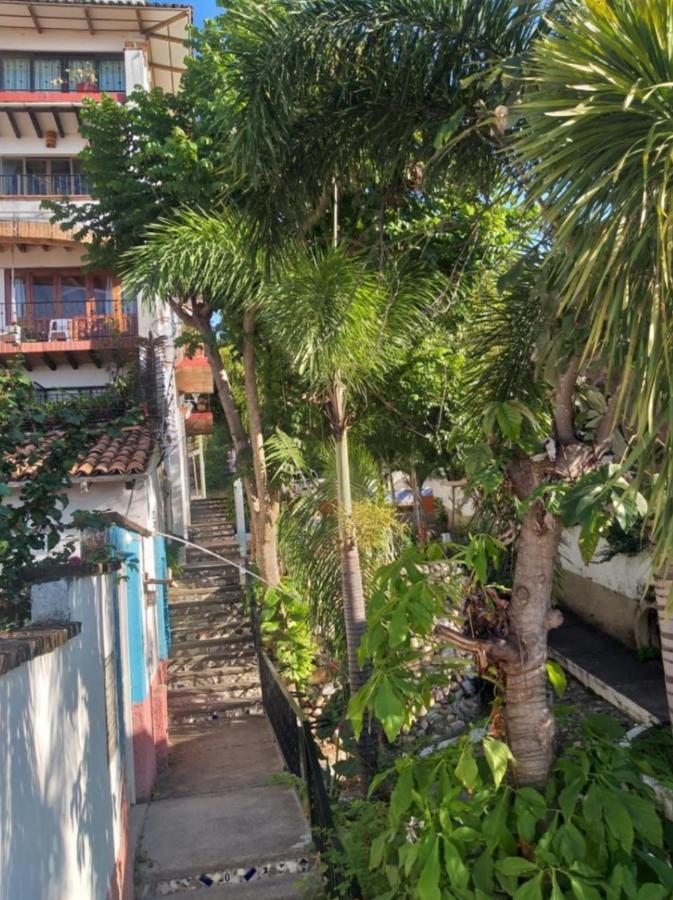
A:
0 1 193 92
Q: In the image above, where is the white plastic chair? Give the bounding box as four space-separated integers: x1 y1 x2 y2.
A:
48 318 74 341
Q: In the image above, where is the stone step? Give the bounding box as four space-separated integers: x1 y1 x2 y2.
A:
169 585 243 603
171 624 252 644
144 870 321 898
169 668 260 691
168 655 258 676
170 605 249 624
173 574 242 590
171 634 254 656
169 696 264 724
170 684 262 703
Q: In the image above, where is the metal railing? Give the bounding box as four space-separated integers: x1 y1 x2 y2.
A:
248 582 360 898
0 174 90 197
1 298 138 344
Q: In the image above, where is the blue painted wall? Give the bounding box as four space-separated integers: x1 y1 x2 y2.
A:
110 526 147 704
153 536 171 659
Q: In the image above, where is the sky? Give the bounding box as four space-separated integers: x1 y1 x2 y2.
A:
191 0 221 25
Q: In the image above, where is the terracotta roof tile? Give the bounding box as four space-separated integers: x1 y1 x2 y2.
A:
10 426 156 481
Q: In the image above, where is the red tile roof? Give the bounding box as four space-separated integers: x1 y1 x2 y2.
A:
74 426 155 477
10 425 156 481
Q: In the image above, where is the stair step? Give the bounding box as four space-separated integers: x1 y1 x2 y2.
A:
169 668 260 690
148 871 321 899
169 694 262 715
168 654 258 673
173 575 242 590
172 625 252 643
170 606 248 624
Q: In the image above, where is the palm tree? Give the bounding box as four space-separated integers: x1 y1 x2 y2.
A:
121 209 282 585
263 247 430 774
515 0 673 734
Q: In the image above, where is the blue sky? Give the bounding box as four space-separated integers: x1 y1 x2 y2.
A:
191 0 221 25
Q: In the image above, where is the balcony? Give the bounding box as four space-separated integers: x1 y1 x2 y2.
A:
0 298 139 369
32 376 157 422
0 173 89 198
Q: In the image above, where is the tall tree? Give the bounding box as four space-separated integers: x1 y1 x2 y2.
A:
265 247 434 774
121 210 282 585
515 0 673 733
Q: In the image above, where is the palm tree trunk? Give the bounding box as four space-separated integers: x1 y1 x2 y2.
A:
333 409 377 780
653 571 673 734
242 310 281 586
503 497 562 788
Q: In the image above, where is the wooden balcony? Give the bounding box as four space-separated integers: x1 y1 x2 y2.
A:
0 299 139 370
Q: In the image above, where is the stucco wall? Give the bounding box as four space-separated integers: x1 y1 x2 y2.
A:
0 572 128 900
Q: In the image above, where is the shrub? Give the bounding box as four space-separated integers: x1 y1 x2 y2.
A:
339 715 673 899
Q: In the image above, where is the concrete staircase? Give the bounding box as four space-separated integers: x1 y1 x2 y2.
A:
167 502 263 728
134 498 318 899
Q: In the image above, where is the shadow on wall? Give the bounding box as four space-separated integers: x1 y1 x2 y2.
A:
0 578 121 900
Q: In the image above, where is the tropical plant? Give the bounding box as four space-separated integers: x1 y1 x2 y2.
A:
121 208 283 585
514 0 673 733
259 579 316 691
263 247 437 776
338 716 672 899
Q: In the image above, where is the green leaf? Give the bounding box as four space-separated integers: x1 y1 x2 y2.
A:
546 660 567 697
559 776 584 820
496 857 539 877
568 877 602 900
472 850 494 894
455 742 479 792
601 789 634 854
483 738 514 788
388 603 408 648
443 838 469 889
370 832 387 869
513 872 544 900
47 529 60 551
389 766 414 823
374 676 406 743
417 835 441 900
637 886 668 900
433 106 466 149
495 401 522 442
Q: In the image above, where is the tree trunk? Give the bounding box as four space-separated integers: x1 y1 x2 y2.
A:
653 571 673 736
503 498 562 787
242 310 281 586
409 467 426 538
333 405 377 779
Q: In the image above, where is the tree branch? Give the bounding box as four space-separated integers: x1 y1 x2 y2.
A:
434 623 520 667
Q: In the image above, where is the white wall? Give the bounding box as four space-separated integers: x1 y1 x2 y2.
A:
0 572 125 900
559 525 651 600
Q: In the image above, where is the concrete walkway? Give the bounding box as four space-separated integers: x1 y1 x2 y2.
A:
549 607 669 725
134 499 316 898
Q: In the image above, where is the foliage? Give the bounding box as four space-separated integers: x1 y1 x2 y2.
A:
276 439 406 657
515 0 673 571
631 726 673 789
0 367 102 624
339 716 672 899
259 580 316 691
48 88 225 270
348 544 465 742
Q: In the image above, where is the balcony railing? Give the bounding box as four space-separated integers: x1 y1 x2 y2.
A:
0 174 89 197
1 298 138 345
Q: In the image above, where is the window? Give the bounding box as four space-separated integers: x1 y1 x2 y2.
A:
32 275 56 320
33 58 62 91
2 57 29 90
0 54 125 93
68 58 97 91
61 276 87 317
99 60 125 93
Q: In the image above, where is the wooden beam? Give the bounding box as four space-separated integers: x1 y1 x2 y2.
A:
52 110 65 138
83 6 95 35
147 32 187 45
40 245 50 252
149 62 186 74
22 357 33 372
17 244 27 254
28 110 43 139
6 110 20 139
141 9 188 35
27 4 42 33
65 352 78 370
42 353 57 371
89 349 102 368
